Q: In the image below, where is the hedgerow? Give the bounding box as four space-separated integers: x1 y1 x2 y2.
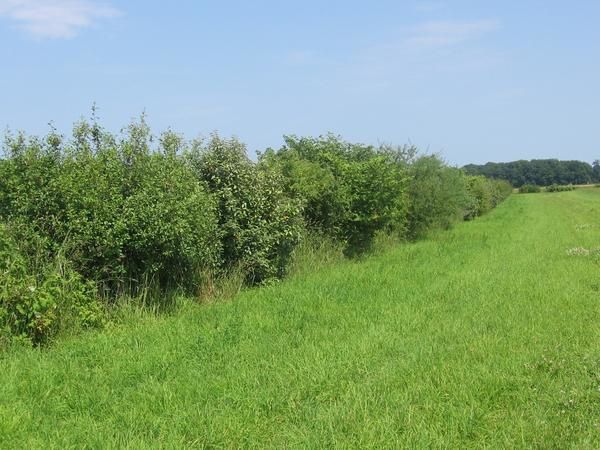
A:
186 134 303 284
0 118 512 345
406 155 468 238
545 184 576 192
519 183 577 193
519 184 541 193
0 119 221 297
260 135 410 255
464 176 511 220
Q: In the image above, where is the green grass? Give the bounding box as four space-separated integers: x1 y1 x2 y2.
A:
1 190 599 448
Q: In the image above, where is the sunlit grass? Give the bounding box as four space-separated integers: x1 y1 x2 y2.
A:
1 189 599 448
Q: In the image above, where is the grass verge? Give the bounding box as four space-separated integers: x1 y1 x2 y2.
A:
1 190 599 448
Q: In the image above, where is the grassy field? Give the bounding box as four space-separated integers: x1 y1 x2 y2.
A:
1 189 599 448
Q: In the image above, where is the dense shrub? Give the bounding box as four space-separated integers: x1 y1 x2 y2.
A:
186 134 303 283
406 155 468 238
545 183 575 192
489 179 513 206
0 131 64 248
52 123 129 286
0 119 221 295
119 128 221 292
519 184 541 193
261 135 409 254
463 176 512 220
0 116 513 346
260 141 349 238
464 176 493 220
0 224 102 346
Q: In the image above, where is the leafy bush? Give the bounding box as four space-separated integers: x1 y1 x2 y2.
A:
406 155 468 238
464 176 493 219
120 129 221 293
519 184 541 193
52 123 129 287
259 141 349 239
261 135 409 255
0 115 514 346
0 224 102 346
489 179 513 206
545 184 575 192
0 119 221 296
463 176 512 220
187 134 303 284
0 131 64 247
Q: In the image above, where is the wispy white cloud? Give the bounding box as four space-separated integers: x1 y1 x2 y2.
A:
404 19 500 49
279 18 502 96
0 0 120 39
329 19 503 96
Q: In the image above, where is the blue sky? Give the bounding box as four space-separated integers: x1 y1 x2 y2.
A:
0 0 599 165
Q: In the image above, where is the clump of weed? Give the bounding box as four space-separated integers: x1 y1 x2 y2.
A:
575 224 598 231
566 247 600 256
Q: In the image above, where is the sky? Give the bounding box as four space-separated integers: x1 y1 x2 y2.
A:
0 0 599 166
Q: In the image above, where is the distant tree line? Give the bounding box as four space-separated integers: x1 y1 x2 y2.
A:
463 159 600 187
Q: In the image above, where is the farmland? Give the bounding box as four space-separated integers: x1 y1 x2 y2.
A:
1 189 598 448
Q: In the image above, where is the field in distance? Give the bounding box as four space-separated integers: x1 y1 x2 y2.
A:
1 189 599 448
